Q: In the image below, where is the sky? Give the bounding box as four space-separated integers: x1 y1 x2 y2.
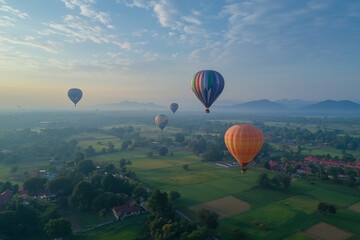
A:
0 0 360 108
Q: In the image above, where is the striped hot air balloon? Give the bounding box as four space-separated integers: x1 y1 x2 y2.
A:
170 103 179 114
224 124 264 173
191 70 224 113
68 88 83 106
155 114 168 130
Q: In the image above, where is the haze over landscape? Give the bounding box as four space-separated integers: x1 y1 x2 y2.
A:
1 0 360 108
1 1 360 240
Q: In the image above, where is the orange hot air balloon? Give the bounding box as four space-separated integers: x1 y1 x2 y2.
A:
224 124 264 173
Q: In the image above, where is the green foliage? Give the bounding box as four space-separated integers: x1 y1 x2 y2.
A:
182 164 189 171
92 192 119 211
257 173 271 189
121 140 132 150
43 218 72 239
170 191 181 201
197 208 219 229
148 190 169 215
159 147 169 156
71 181 94 210
76 160 96 175
317 202 336 215
47 176 73 196
23 177 47 195
175 133 185 143
101 174 131 194
85 145 97 158
232 229 246 240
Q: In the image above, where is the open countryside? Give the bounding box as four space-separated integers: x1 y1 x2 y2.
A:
0 113 359 240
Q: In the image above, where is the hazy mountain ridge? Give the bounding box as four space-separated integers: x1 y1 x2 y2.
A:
302 100 360 111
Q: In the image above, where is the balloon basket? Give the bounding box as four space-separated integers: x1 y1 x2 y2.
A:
241 168 247 174
205 109 210 113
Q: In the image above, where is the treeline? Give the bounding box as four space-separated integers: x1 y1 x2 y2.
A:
0 159 148 239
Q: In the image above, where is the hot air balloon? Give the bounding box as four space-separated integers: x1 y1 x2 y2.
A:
191 70 224 113
224 124 264 173
170 103 179 114
155 114 168 130
68 88 83 106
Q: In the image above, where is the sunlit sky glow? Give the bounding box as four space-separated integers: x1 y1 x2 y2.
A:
0 0 359 108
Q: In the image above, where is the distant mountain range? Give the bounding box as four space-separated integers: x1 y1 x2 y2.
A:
91 99 360 114
214 99 360 114
231 99 286 112
275 99 318 109
302 100 360 112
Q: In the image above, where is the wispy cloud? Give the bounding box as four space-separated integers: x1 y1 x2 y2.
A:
0 1 29 19
181 16 201 25
61 0 114 29
45 15 112 44
0 35 58 53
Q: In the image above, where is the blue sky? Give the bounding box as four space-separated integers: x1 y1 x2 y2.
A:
0 0 359 107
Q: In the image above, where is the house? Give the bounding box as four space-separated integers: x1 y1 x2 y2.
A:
0 189 13 212
112 201 144 220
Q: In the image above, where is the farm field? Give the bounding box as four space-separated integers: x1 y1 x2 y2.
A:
72 214 148 240
95 149 360 240
302 222 353 240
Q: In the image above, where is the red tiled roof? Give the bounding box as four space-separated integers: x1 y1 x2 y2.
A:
113 202 142 215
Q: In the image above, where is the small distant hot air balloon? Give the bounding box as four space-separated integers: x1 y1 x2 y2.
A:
191 70 224 113
170 103 179 114
155 114 168 131
224 124 264 173
68 88 83 106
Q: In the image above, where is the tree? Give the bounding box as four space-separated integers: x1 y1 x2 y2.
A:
119 159 127 168
76 160 96 175
183 164 189 171
175 133 185 143
44 218 72 239
148 190 168 215
159 147 169 156
202 148 222 162
71 181 94 210
147 151 153 158
170 191 181 201
197 208 219 229
47 177 74 196
121 140 132 150
232 229 246 240
317 202 336 215
92 192 118 211
10 166 18 173
85 145 96 157
107 142 115 152
257 173 271 189
74 152 85 165
104 163 116 173
23 177 47 195
277 174 291 190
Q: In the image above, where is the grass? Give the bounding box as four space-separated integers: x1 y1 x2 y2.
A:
72 215 148 240
59 207 115 231
284 232 315 240
91 144 360 240
0 161 48 183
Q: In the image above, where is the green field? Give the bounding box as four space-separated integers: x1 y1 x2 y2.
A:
0 161 48 183
94 148 360 240
72 215 148 240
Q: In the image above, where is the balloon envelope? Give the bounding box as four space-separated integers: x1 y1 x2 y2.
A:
170 103 179 114
191 70 224 113
155 114 168 130
68 88 83 106
224 124 264 172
